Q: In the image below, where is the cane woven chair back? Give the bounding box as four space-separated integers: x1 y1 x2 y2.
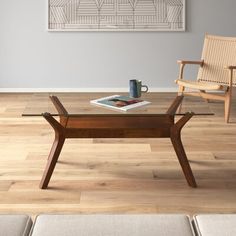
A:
197 35 236 86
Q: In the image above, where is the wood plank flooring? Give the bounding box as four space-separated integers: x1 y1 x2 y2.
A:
0 92 236 216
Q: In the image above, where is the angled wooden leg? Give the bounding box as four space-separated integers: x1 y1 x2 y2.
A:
166 95 184 115
170 112 197 188
39 113 65 189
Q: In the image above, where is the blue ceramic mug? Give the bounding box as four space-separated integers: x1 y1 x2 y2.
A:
129 80 148 98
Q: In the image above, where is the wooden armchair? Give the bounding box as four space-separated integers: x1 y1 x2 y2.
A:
175 34 236 122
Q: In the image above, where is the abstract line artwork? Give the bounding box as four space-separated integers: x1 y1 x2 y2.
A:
48 0 185 31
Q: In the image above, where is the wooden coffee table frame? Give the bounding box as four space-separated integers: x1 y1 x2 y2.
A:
39 95 197 189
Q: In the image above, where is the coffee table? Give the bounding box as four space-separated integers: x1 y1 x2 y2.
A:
23 93 213 189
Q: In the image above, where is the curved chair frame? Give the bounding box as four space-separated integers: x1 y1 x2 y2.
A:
176 34 236 122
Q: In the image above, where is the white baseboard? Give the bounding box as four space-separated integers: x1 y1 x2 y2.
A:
0 87 178 93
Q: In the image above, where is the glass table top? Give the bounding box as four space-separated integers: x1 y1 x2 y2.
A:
22 93 213 117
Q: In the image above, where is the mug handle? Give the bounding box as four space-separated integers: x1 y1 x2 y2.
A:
141 85 148 93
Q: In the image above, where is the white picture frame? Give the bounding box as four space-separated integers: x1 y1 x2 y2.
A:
48 0 186 32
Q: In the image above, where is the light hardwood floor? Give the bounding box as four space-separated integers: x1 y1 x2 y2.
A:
0 92 236 217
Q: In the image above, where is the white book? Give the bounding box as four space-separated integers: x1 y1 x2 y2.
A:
90 95 151 112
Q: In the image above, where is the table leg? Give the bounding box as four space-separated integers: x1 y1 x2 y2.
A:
39 113 65 189
170 112 197 188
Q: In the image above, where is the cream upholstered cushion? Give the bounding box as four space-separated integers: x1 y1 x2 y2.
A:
193 214 236 236
175 79 223 90
0 214 32 236
31 214 195 236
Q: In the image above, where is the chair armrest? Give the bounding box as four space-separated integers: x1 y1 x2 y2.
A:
225 65 236 70
177 60 204 67
177 60 204 81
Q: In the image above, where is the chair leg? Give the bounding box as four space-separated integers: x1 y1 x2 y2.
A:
200 90 210 103
177 86 185 113
178 85 185 95
225 88 232 123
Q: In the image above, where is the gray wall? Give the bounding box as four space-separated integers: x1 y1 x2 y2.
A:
0 0 236 91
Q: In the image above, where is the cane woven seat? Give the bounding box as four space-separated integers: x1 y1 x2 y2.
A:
175 79 223 90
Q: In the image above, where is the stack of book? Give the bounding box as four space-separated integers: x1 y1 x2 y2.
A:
90 95 151 112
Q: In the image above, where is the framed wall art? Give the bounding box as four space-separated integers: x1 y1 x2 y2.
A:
48 0 185 31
